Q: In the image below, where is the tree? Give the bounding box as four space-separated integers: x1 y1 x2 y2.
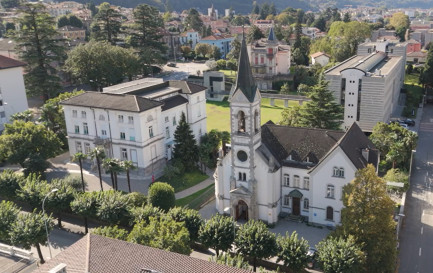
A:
0 121 62 175
389 12 410 30
199 214 236 257
130 4 166 73
72 152 87 192
173 112 199 171
39 90 84 149
65 41 140 91
57 15 83 28
89 147 106 191
343 12 351 22
211 45 222 60
93 225 129 240
247 25 264 43
180 45 191 58
17 174 50 208
96 190 131 225
338 165 397 273
328 21 371 58
216 59 227 70
292 48 306 66
420 46 433 88
121 160 136 193
148 182 175 212
9 211 53 264
10 110 34 122
70 192 98 234
295 80 343 130
47 178 75 227
185 9 203 31
213 253 250 270
1 0 20 9
276 231 309 273
91 2 122 44
227 38 241 60
128 216 191 255
102 158 122 190
317 235 365 273
384 168 409 192
10 3 65 99
130 204 162 226
195 43 212 57
0 200 20 244
235 219 277 272
226 59 237 73
168 206 204 242
0 169 23 199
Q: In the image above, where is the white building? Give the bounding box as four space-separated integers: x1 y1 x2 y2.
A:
310 52 330 66
215 38 379 226
180 30 200 49
61 78 207 176
325 40 407 132
247 27 291 90
203 71 228 101
0 55 29 131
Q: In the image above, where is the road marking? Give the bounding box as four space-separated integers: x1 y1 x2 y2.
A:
421 226 423 234
419 248 422 256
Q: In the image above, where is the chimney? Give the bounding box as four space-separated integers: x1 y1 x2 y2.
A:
362 148 369 162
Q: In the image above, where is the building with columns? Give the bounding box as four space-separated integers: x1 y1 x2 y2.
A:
215 38 379 226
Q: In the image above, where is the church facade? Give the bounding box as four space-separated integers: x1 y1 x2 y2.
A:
215 38 379 226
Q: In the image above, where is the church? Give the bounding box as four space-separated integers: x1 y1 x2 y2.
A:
215 37 379 226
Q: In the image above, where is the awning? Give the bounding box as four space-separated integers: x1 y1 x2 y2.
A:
288 189 303 198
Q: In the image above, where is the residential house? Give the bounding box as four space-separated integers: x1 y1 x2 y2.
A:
180 29 200 49
324 40 407 132
33 234 252 273
61 78 207 176
215 37 379 226
253 20 274 32
310 52 330 66
58 25 86 41
247 27 291 90
199 34 234 58
0 55 29 131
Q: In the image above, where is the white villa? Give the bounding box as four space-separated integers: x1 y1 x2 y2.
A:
61 78 207 176
215 38 379 226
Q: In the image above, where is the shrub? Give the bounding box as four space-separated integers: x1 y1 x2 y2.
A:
59 175 86 192
127 192 147 207
0 170 24 199
148 182 175 212
96 190 131 225
92 225 129 240
129 204 162 226
168 207 204 242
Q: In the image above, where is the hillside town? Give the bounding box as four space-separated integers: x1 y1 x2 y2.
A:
0 0 432 273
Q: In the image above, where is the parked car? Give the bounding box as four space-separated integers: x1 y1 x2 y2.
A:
307 247 317 269
399 119 416 126
399 123 409 129
167 62 176 67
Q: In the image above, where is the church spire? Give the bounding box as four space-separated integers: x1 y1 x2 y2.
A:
234 35 257 102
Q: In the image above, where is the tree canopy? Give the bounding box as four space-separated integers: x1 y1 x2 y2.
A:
276 231 309 273
147 182 175 212
420 45 433 88
184 9 203 32
199 214 236 257
91 2 122 44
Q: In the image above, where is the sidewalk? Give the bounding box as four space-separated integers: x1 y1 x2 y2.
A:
175 168 215 199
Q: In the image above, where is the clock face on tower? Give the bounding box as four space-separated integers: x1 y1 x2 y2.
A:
237 150 248 162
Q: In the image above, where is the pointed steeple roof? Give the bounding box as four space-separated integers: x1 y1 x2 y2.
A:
268 26 276 41
233 36 257 102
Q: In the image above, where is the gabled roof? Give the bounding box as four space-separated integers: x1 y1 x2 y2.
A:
169 81 207 94
60 92 163 113
0 55 26 70
161 94 188 111
232 37 257 102
310 51 330 58
34 234 252 273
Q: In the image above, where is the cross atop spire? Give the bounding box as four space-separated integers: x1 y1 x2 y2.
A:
233 35 257 102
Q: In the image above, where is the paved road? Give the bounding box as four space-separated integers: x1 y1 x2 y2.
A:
398 104 433 273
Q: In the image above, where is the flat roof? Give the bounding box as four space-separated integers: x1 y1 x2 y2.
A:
103 78 165 94
0 247 36 273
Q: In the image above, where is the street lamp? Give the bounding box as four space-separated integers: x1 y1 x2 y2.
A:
42 188 58 260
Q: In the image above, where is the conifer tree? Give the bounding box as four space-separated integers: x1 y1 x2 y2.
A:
173 112 198 171
297 79 343 130
11 3 65 99
91 2 122 44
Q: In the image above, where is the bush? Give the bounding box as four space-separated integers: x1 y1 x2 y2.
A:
92 225 129 240
127 192 147 207
129 204 163 226
96 190 131 225
168 207 204 242
384 168 409 192
0 170 24 199
148 182 175 212
59 175 86 192
216 59 227 70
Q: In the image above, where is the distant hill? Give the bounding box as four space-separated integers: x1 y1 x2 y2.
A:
60 0 433 13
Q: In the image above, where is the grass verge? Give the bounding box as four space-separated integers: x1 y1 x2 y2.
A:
158 170 208 193
175 183 215 209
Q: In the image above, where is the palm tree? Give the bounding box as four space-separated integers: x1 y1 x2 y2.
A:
72 152 87 191
89 147 106 191
102 158 122 190
121 160 136 193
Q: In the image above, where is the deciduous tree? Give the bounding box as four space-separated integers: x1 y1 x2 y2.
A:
96 190 131 225
420 46 433 88
276 231 309 273
168 207 204 242
338 165 397 273
247 25 264 43
11 3 65 99
47 178 75 227
235 219 277 272
199 214 236 257
70 192 98 234
0 200 20 244
93 225 129 240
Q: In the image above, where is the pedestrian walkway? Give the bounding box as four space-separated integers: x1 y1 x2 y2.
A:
175 169 215 199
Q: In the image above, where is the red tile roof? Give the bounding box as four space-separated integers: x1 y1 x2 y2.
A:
0 55 26 70
34 234 252 273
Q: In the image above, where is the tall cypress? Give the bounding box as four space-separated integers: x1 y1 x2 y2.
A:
173 112 198 171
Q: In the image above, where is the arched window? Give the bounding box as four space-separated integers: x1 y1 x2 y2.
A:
238 172 242 181
303 198 309 210
326 185 335 198
238 111 245 132
243 173 246 181
254 110 259 132
99 114 105 121
326 206 334 221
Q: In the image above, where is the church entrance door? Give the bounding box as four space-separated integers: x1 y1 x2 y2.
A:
292 197 300 216
236 200 248 221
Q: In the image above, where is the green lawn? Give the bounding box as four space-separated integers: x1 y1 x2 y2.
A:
206 98 298 132
158 170 209 193
402 73 424 117
175 184 215 208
